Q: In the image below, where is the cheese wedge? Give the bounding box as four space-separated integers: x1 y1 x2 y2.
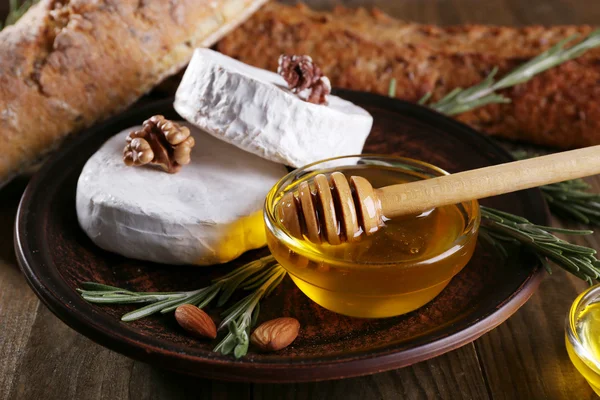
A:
174 49 373 168
76 122 287 265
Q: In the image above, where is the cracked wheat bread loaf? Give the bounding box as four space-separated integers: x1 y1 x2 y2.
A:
0 0 267 186
218 3 600 150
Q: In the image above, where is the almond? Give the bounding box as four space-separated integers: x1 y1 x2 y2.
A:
250 317 300 352
174 304 217 339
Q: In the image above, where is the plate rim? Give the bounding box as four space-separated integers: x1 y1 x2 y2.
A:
14 90 548 382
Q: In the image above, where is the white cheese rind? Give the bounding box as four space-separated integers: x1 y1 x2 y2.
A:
76 122 287 266
174 49 373 168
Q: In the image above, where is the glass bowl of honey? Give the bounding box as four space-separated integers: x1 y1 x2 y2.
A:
263 155 480 318
566 284 600 395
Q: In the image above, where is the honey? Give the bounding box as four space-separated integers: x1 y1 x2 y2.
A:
264 157 479 318
566 286 600 395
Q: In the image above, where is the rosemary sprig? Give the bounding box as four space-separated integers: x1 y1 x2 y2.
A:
213 264 286 358
78 255 278 321
1 0 36 30
387 32 600 227
426 67 511 115
392 30 600 115
480 206 600 284
78 255 286 358
511 150 600 226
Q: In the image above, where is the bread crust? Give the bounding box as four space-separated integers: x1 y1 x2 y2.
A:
0 0 267 186
218 3 600 150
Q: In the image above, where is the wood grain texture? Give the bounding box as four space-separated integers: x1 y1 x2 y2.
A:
475 268 592 400
0 178 40 400
1 0 599 399
253 345 490 400
6 306 250 400
376 146 600 218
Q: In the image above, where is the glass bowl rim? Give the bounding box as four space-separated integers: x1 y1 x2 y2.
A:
263 154 481 269
566 284 600 373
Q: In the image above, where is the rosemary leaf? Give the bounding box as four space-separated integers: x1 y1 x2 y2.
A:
80 295 152 304
80 282 127 292
122 298 188 322
538 226 594 235
234 339 249 359
159 288 215 314
76 289 135 296
250 303 261 328
2 0 36 30
215 328 238 355
535 253 553 275
194 287 221 309
484 207 530 223
418 91 432 105
388 78 397 98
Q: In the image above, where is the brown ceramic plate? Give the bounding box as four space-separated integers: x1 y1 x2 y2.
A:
15 90 547 383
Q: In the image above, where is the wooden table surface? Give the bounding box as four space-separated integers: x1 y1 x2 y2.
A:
1 1 599 399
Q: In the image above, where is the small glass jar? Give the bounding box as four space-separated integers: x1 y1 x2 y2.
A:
263 155 480 318
565 284 600 395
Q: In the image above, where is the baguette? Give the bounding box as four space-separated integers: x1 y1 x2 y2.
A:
0 0 267 186
218 3 600 150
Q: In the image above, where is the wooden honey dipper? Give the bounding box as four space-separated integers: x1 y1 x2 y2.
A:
277 146 600 245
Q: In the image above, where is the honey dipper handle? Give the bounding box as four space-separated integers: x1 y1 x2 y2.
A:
376 146 600 218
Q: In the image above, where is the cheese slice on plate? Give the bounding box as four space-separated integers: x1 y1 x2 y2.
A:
174 49 373 168
76 122 287 265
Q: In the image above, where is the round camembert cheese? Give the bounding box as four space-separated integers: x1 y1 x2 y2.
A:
76 122 288 265
174 49 374 168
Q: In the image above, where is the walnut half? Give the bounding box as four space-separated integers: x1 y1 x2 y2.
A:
277 54 331 105
123 115 195 173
